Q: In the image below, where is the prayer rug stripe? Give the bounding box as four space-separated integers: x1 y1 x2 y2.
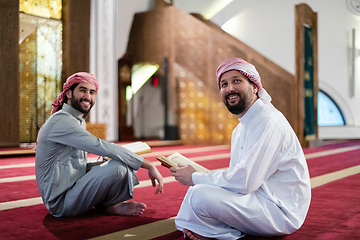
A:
2 163 358 211
0 180 40 202
0 162 34 169
2 144 360 182
305 145 360 159
1 144 358 179
2 144 359 171
245 172 360 240
0 170 228 210
0 146 360 183
310 164 360 188
0 182 189 239
0 175 35 183
87 217 177 240
0 156 36 165
307 147 360 178
0 145 230 167
1 143 360 206
3 140 358 200
302 139 360 154
0 197 42 211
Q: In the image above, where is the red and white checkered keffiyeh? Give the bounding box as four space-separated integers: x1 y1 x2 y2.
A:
216 58 272 104
51 72 99 114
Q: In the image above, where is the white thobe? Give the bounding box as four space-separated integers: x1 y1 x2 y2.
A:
175 99 311 239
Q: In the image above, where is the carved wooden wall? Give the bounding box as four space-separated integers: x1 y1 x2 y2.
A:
118 53 135 141
0 0 20 147
295 3 318 147
0 0 90 147
62 0 90 82
127 6 297 145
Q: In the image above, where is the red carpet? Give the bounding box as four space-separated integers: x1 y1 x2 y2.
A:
243 173 360 240
1 140 360 239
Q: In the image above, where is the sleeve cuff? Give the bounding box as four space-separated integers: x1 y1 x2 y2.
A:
192 171 207 185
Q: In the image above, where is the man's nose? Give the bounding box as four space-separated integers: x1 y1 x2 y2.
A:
83 91 91 99
226 83 235 93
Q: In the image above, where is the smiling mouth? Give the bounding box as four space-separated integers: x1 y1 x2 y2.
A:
226 94 239 104
80 100 92 107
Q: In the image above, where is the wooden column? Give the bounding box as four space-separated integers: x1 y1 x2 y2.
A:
295 4 318 147
118 53 135 141
62 0 91 83
0 0 19 147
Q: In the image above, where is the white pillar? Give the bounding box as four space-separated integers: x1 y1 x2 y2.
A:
90 0 118 141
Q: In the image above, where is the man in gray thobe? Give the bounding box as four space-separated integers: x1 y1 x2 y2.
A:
35 72 164 217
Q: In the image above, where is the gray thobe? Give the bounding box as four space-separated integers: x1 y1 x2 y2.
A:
35 104 143 217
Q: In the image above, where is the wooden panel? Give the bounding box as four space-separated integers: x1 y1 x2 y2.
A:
118 53 135 141
252 58 296 127
127 7 171 66
62 0 90 123
0 1 20 147
62 0 90 83
0 1 90 147
87 123 107 140
295 4 318 147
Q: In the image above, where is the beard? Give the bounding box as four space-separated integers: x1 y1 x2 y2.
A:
70 97 94 113
223 92 249 115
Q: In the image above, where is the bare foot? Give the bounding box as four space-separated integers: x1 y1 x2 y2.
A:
183 229 214 240
106 201 146 216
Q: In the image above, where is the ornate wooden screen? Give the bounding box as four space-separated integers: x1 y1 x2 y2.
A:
0 0 19 147
127 6 297 145
295 3 318 147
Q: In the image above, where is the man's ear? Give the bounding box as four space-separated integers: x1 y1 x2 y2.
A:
252 83 258 95
65 89 72 100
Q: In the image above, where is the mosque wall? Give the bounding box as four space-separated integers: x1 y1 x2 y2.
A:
220 0 360 138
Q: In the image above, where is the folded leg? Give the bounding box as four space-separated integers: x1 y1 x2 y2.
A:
58 160 138 216
175 184 296 240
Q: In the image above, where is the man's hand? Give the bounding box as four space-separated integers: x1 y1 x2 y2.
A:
141 159 164 194
170 164 196 186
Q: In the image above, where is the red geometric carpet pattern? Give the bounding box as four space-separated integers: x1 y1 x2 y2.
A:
1 140 360 239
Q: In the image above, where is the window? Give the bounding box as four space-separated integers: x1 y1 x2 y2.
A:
318 90 345 126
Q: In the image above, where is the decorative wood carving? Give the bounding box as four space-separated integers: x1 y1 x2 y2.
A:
0 1 20 147
118 52 135 141
127 6 297 145
295 4 318 147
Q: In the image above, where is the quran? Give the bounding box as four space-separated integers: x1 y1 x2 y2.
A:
157 152 210 173
87 141 151 171
120 141 151 155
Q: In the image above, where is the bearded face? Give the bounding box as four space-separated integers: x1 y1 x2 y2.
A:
66 82 97 114
223 91 251 115
219 70 258 117
70 94 94 113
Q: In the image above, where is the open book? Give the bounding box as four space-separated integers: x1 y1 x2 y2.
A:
87 141 151 171
157 152 210 173
120 141 151 155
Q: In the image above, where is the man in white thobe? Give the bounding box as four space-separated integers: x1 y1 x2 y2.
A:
170 58 311 240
